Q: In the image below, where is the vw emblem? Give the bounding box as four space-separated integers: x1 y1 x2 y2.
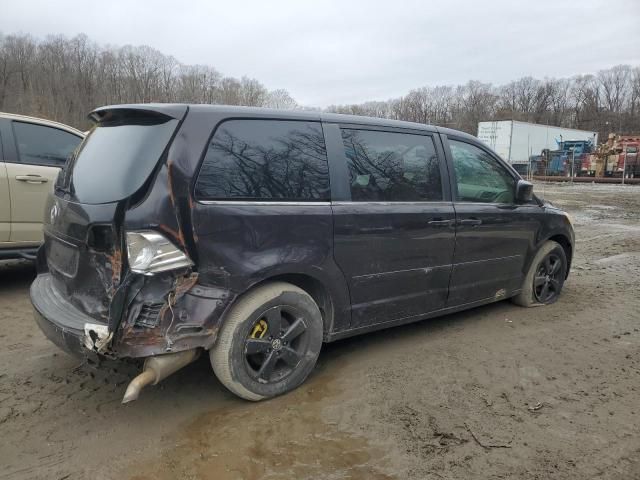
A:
49 203 59 224
271 338 283 351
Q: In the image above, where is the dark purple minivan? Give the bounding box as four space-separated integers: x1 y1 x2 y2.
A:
31 104 574 402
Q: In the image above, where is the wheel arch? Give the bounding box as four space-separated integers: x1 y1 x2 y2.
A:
210 260 350 347
247 273 336 336
524 231 573 282
547 233 572 277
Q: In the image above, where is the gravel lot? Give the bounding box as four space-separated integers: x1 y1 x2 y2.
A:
1 183 639 480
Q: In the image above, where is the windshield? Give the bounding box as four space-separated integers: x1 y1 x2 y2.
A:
60 115 179 204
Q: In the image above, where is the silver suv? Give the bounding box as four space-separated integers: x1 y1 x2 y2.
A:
0 113 84 260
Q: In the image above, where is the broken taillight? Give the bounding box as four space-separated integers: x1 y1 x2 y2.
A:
125 231 193 275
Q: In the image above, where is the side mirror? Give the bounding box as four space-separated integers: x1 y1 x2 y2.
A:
515 179 533 203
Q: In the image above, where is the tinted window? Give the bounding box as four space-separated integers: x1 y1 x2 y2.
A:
65 116 179 204
196 120 330 201
341 129 442 201
450 140 515 203
13 121 82 167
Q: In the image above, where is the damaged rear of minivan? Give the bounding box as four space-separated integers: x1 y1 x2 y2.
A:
31 104 334 403
31 105 230 402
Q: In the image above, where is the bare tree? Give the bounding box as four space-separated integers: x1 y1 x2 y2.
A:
598 65 631 114
265 89 298 109
0 34 15 110
630 67 640 120
548 78 571 127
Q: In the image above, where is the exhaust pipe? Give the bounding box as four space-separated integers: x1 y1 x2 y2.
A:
122 348 200 403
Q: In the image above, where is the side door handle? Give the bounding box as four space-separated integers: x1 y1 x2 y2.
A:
359 226 393 233
428 219 454 227
15 174 48 184
459 218 482 226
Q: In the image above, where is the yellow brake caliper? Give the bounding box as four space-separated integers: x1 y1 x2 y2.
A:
250 319 268 339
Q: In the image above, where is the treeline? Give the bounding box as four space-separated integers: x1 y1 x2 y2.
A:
1 32 639 139
328 67 640 138
0 33 297 129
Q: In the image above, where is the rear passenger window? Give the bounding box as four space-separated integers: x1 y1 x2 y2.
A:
195 120 330 201
341 129 442 201
13 121 82 167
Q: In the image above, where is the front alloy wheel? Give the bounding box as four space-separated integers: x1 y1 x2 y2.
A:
533 253 563 303
512 240 567 307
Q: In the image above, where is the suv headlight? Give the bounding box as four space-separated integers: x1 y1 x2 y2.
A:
126 231 193 275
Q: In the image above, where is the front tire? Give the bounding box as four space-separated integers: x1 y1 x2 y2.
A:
512 240 567 307
210 282 323 401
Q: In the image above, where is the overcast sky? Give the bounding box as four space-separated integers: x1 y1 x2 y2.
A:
2 0 639 106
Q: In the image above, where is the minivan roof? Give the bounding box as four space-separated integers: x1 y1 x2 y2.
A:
90 103 479 142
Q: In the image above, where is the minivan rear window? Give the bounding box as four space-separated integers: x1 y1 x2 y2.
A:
64 116 178 204
195 120 330 201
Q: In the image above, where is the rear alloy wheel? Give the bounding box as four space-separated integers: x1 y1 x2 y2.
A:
210 282 323 401
512 240 567 307
244 305 310 384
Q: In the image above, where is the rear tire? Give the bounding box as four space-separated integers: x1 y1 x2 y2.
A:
210 282 323 401
512 240 567 307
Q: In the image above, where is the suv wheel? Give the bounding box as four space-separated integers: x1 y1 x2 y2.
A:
210 282 323 401
512 240 567 307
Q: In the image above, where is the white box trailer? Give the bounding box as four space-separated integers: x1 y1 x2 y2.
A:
477 120 598 165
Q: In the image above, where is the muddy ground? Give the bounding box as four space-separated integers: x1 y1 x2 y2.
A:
1 182 639 480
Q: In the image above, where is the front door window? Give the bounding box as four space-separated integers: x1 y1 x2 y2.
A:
449 140 515 204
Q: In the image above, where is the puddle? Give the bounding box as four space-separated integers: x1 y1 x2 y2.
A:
127 370 397 480
576 221 640 237
544 199 587 206
593 252 640 266
603 223 640 232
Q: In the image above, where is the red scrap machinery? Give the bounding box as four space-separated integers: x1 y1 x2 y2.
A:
590 134 640 178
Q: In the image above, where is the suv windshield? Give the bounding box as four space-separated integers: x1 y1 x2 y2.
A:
61 114 178 204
